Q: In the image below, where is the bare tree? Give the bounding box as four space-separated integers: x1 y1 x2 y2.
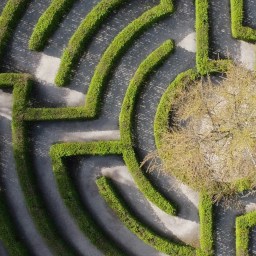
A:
145 64 256 200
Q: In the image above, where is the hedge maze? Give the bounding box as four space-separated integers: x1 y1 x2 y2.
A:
1 0 256 255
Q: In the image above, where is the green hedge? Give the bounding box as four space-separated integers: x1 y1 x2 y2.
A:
49 141 124 255
25 31 175 214
97 176 195 256
154 70 214 256
25 0 174 121
230 0 256 41
77 0 174 117
154 69 197 148
15 70 129 255
119 40 176 214
196 193 213 256
0 74 76 255
50 140 123 158
195 0 229 75
29 0 76 51
0 3 32 254
236 211 256 256
25 106 88 121
120 39 174 146
0 74 29 256
0 0 30 57
55 0 125 86
0 194 27 255
0 76 131 255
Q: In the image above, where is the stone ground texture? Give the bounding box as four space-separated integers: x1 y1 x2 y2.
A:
1 0 256 255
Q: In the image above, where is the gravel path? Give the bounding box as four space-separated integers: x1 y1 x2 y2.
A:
28 121 120 255
0 241 8 256
0 0 7 14
75 156 166 256
0 92 52 256
28 121 166 255
1 0 256 255
102 165 199 248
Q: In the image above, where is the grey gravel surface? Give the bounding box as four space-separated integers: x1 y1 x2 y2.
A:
1 0 256 255
0 241 9 256
214 192 256 256
74 156 166 256
208 0 240 60
0 115 53 256
243 0 256 30
0 0 7 14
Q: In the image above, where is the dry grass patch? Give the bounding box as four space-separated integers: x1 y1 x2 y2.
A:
145 65 256 200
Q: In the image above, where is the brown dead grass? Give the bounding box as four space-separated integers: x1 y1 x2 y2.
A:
145 64 256 199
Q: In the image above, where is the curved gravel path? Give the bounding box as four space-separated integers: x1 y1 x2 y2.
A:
75 156 166 256
0 93 52 256
0 241 8 256
101 165 199 248
1 0 256 255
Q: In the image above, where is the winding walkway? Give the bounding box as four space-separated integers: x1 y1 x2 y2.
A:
1 0 256 255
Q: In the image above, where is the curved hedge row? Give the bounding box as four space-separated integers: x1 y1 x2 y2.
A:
83 0 174 117
0 0 30 57
119 40 176 214
6 72 124 254
0 2 31 253
29 0 76 51
55 0 125 86
49 138 192 255
154 69 197 148
50 141 125 255
154 70 214 256
97 176 195 256
25 1 174 121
